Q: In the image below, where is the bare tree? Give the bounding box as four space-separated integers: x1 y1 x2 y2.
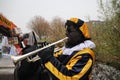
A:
50 17 66 42
27 16 66 47
27 16 51 40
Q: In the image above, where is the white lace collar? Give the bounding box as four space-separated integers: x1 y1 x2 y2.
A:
62 40 96 55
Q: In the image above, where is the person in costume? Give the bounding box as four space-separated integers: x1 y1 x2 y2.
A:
38 17 96 80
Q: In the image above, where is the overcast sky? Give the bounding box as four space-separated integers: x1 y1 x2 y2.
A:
0 0 99 33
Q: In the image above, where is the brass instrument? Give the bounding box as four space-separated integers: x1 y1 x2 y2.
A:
11 37 68 63
27 47 63 62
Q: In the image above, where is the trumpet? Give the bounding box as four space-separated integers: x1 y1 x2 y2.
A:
11 37 68 63
27 47 63 62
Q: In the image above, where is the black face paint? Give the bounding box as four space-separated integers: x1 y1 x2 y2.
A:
65 25 85 48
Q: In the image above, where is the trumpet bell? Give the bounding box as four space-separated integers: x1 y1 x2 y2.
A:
11 55 23 63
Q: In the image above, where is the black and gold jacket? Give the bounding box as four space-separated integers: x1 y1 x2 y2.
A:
44 48 95 80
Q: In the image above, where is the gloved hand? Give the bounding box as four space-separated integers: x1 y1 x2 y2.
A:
38 45 55 63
